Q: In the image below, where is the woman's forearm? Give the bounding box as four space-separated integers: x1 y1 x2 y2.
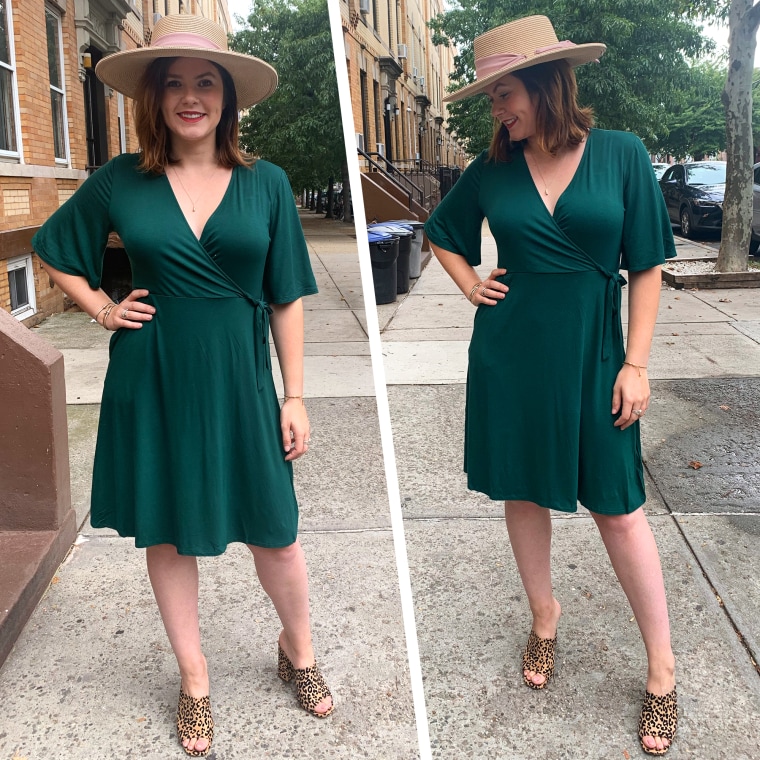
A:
270 298 305 397
625 266 662 365
40 261 113 324
431 243 482 297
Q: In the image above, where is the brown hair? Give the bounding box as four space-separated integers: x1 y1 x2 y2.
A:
487 59 594 162
133 57 254 174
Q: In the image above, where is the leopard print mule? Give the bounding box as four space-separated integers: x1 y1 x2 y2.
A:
638 687 678 755
522 629 557 690
176 689 214 757
278 643 334 718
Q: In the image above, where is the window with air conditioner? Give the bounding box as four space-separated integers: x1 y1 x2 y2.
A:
359 0 370 14
397 44 407 59
356 132 365 151
376 143 385 157
8 255 37 320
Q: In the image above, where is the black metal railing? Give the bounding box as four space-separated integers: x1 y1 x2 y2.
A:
358 148 424 211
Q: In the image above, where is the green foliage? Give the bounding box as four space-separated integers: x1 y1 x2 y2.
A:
659 63 727 159
429 0 717 155
229 0 343 192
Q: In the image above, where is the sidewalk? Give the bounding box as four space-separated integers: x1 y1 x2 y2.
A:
0 210 418 760
382 227 760 758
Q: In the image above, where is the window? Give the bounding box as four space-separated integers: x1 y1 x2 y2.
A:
7 255 36 319
117 92 126 153
0 0 19 155
46 6 69 162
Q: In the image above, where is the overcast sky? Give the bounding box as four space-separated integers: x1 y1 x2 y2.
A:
223 3 759 66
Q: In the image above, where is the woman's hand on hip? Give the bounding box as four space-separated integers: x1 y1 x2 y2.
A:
104 289 155 330
469 268 508 306
281 398 310 461
612 364 650 430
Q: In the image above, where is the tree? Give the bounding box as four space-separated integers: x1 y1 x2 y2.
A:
430 0 714 157
659 64 727 159
716 0 760 271
229 0 347 215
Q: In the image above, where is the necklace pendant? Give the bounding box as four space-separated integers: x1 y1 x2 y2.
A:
192 205 196 212
544 188 549 196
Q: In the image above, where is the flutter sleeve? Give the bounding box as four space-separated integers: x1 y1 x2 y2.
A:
620 135 676 272
262 165 318 304
424 153 486 266
31 159 116 290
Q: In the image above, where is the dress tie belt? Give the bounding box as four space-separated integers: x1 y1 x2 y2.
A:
251 298 273 392
602 272 627 362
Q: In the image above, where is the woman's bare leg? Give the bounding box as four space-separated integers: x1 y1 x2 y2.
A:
505 500 562 686
591 509 676 752
146 544 210 754
249 539 332 715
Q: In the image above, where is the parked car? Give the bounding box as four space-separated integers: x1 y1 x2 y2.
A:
752 162 760 255
652 162 669 180
659 161 726 238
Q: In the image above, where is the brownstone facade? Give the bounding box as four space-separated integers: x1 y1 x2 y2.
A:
0 0 230 326
339 0 465 170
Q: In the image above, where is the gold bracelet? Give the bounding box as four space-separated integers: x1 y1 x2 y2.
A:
622 360 647 377
284 394 304 404
468 282 482 303
101 302 117 330
94 301 114 324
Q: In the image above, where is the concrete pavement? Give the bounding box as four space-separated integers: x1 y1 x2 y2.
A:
382 226 760 758
0 210 419 760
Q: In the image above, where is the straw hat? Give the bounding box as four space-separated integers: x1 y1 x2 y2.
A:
445 15 605 103
95 15 278 108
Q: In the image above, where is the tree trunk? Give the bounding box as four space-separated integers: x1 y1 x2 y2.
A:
341 160 353 224
324 177 334 219
717 0 760 271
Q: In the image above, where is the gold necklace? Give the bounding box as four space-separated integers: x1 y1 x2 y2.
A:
170 164 220 212
526 150 555 196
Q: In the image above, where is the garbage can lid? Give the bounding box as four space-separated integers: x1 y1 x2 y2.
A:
388 219 425 229
368 223 413 236
367 231 398 243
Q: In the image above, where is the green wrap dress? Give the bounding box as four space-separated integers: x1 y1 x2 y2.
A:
425 129 675 515
33 154 317 555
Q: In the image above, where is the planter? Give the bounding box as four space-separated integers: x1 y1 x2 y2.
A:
661 258 760 289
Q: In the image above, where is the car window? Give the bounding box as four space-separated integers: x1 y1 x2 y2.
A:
686 164 726 185
754 166 760 185
661 167 678 182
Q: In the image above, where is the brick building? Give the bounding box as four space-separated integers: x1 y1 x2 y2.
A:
0 0 230 326
338 0 465 220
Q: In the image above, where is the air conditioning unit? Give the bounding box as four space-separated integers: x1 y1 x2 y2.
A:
419 76 425 87
412 66 418 78
359 0 370 14
397 44 407 59
376 143 385 157
356 132 365 151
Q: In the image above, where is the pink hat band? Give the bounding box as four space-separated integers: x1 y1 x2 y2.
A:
152 32 224 51
476 40 576 79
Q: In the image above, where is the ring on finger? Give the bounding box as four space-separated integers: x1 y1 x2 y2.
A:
121 308 129 319
632 409 643 416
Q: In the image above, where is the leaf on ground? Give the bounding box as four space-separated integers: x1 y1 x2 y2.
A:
718 298 732 303
623 751 631 760
688 460 703 469
51 576 60 584
719 405 730 411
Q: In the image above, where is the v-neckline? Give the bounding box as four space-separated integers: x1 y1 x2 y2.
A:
522 130 592 219
164 166 236 242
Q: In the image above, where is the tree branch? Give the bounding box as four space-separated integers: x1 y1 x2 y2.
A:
748 1 760 33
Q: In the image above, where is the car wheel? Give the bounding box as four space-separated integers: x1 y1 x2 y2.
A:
680 207 693 238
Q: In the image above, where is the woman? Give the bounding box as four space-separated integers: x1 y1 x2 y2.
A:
425 16 677 756
32 15 332 757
